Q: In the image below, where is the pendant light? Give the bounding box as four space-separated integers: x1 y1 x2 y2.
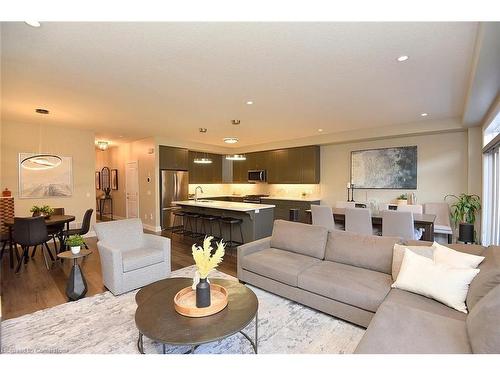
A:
225 154 246 161
20 109 62 170
193 151 213 164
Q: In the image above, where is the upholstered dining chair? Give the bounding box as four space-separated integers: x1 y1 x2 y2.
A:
335 201 356 209
381 210 416 241
424 202 453 243
397 204 423 214
345 207 373 235
13 216 55 272
311 205 335 231
63 208 94 250
93 218 171 295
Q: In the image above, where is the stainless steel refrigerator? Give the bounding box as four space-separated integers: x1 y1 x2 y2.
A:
161 170 189 230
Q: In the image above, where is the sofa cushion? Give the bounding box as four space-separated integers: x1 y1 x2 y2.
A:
467 245 500 311
298 261 392 312
404 240 486 256
241 247 321 287
467 285 500 353
355 289 471 354
122 247 165 272
270 220 328 259
325 230 400 274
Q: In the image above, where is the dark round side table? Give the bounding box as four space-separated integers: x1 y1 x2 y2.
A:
57 249 92 301
135 277 258 354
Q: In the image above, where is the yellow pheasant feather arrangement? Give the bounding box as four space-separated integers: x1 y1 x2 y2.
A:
192 236 226 279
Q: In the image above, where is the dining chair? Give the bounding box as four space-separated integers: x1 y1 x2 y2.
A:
311 205 335 231
32 207 65 258
13 216 55 273
345 207 373 235
424 202 453 243
397 204 423 214
381 210 416 241
63 209 94 250
335 201 356 209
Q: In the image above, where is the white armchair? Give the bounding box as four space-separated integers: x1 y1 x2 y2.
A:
93 219 171 295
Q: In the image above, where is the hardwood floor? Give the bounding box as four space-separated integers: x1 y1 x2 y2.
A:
0 230 237 320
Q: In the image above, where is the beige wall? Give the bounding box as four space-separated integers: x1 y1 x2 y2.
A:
320 131 469 207
0 121 96 228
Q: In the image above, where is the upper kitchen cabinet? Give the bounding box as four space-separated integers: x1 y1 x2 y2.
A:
267 146 320 184
232 157 248 183
188 151 222 184
159 146 189 170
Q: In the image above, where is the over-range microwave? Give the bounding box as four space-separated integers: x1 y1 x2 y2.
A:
248 170 267 183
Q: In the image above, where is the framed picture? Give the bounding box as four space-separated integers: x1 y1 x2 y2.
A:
350 146 417 189
19 153 73 198
111 169 118 190
95 171 101 190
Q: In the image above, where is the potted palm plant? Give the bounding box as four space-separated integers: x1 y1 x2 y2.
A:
65 235 85 255
444 193 481 243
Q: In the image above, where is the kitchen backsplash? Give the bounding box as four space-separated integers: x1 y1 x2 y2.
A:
188 184 321 199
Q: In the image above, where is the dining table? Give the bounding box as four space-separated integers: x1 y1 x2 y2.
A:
2 214 76 268
306 208 436 241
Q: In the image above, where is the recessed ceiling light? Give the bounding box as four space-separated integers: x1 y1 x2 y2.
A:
35 108 49 114
420 113 428 117
224 137 239 144
231 120 241 125
397 55 409 62
318 129 323 132
199 128 207 133
246 101 253 105
25 21 41 28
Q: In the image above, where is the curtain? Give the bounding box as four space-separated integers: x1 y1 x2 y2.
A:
482 146 500 246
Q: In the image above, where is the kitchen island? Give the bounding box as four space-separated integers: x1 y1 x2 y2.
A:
172 200 275 244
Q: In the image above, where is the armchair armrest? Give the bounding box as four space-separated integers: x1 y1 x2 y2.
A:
96 241 124 295
143 233 171 264
237 236 272 258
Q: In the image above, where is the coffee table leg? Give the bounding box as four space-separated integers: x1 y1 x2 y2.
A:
239 311 258 354
137 332 145 354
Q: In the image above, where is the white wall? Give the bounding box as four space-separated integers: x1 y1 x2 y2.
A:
320 131 469 207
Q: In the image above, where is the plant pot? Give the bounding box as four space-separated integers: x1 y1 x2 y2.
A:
458 223 474 244
196 278 211 308
70 246 81 255
397 199 408 206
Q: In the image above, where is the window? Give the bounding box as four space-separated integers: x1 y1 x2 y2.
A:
482 112 500 246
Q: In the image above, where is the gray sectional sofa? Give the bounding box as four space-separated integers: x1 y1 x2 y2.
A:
237 220 500 354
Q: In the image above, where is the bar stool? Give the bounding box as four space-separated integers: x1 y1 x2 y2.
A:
185 212 203 238
219 217 244 255
171 210 188 235
200 215 222 241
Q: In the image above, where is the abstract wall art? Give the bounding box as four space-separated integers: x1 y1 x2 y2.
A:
350 146 417 189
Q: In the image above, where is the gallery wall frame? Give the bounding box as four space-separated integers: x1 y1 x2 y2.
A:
111 169 118 190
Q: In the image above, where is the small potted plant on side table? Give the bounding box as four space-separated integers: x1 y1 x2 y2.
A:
445 193 481 244
65 235 85 255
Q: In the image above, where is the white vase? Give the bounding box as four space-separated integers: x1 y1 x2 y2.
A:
70 246 81 255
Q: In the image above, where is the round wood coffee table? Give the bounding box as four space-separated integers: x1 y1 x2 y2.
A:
135 277 258 354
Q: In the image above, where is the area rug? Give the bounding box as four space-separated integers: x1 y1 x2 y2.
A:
0 266 364 354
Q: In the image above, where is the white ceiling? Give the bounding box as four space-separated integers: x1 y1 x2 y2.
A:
1 22 479 148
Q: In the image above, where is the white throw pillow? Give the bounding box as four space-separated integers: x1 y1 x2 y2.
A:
392 249 480 313
391 243 434 280
432 241 484 269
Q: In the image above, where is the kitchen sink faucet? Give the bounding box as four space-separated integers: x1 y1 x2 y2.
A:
194 186 204 202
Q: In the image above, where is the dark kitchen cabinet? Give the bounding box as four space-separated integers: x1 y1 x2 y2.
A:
232 157 249 183
267 146 320 184
188 151 222 184
261 198 320 223
159 146 189 171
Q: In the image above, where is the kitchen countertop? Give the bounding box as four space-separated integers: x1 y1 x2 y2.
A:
172 200 275 212
261 196 321 202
